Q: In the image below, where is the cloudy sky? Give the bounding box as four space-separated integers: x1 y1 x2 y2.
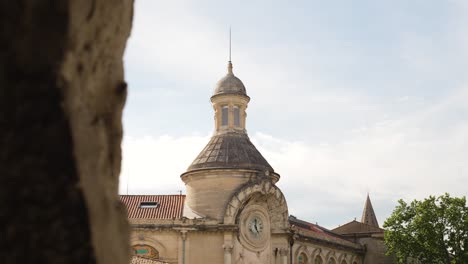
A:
119 0 468 229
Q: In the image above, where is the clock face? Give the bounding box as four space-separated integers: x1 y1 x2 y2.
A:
248 216 263 237
238 205 270 251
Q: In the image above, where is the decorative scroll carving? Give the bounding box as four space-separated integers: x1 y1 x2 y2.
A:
223 244 234 254
222 179 289 230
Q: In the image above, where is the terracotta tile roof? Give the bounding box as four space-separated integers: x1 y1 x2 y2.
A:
131 256 167 264
120 195 185 219
289 216 361 248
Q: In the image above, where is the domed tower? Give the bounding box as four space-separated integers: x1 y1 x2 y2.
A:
181 61 280 221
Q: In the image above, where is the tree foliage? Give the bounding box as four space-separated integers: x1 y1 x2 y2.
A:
384 194 468 264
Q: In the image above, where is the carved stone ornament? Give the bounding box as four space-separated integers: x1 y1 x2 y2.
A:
223 244 234 254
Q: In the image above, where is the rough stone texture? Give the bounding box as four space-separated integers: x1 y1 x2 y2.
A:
358 237 396 264
0 1 133 263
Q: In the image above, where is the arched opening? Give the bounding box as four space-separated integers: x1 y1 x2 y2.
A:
233 105 240 127
221 105 229 126
340 260 348 264
315 255 323 264
132 244 159 259
328 258 336 264
298 252 308 264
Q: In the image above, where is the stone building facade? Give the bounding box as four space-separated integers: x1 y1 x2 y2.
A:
120 61 393 264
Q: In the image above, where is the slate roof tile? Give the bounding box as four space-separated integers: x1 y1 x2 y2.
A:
187 132 273 172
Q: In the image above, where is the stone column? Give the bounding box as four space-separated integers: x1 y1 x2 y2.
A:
279 248 289 264
180 230 188 264
215 105 222 132
223 244 233 264
241 105 247 130
228 103 233 128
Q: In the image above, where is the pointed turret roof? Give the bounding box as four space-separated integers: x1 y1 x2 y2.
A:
361 194 379 227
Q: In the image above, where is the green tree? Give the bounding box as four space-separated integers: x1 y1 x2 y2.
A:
384 194 468 264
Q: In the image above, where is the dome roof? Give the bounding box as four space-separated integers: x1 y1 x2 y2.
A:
186 132 273 172
213 62 247 96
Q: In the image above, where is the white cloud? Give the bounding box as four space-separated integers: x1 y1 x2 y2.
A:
120 87 468 228
119 134 210 195
120 1 468 229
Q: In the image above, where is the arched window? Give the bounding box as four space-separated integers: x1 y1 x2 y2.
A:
221 105 229 126
315 256 323 264
340 260 348 264
298 252 308 264
233 105 240 127
328 258 336 264
132 244 159 259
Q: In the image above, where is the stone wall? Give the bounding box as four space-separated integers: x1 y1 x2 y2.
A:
182 169 256 221
0 1 133 263
131 230 180 264
358 237 396 264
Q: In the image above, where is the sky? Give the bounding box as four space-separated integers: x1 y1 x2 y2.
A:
119 0 468 229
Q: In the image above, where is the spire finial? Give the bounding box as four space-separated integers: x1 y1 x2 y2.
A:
227 27 233 74
229 26 232 62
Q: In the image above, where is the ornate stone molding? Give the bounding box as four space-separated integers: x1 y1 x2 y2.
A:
279 248 289 256
222 179 289 229
223 244 234 254
351 255 360 263
129 233 167 257
180 230 187 241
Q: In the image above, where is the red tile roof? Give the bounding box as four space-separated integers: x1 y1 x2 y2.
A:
120 195 185 219
289 216 361 248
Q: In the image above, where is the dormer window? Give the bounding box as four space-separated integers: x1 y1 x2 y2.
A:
221 105 229 126
139 202 159 208
233 106 240 127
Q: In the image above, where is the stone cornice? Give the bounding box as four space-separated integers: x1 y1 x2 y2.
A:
180 168 280 184
131 223 238 233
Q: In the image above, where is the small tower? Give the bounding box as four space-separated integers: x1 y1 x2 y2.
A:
212 61 249 135
180 61 279 221
361 194 379 227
